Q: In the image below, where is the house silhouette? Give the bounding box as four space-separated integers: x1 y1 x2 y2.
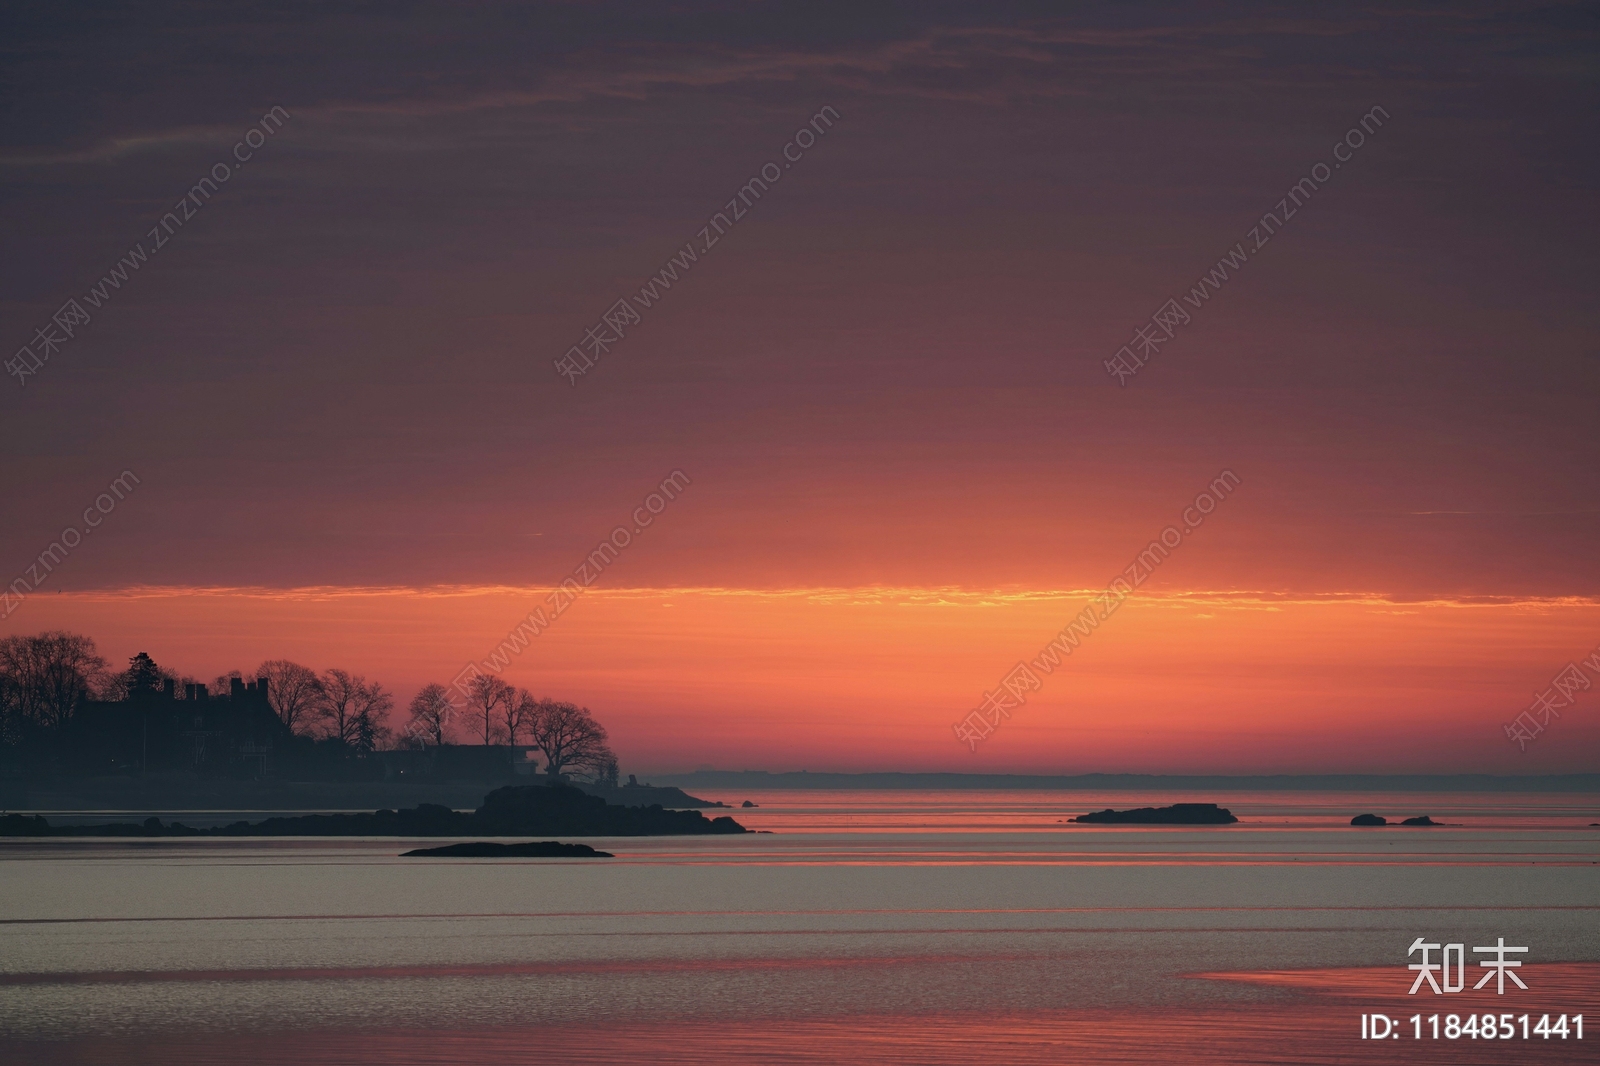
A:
73 677 292 778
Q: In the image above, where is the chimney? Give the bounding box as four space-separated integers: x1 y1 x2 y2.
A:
162 678 175 698
231 677 246 699
257 677 270 703
197 683 208 701
185 683 196 700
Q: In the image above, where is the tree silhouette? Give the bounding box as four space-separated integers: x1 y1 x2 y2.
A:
0 670 16 748
211 669 244 694
500 687 536 746
256 660 323 734
590 751 620 788
405 683 454 747
352 701 389 752
0 632 110 741
125 652 163 694
528 700 613 778
465 674 513 746
315 668 393 752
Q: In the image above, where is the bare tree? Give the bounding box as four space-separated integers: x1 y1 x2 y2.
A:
317 668 360 743
354 701 393 752
528 700 613 778
0 632 109 740
499 687 536 747
255 660 323 734
315 668 394 752
0 669 17 748
464 674 513 746
44 634 110 723
405 683 454 747
584 751 620 788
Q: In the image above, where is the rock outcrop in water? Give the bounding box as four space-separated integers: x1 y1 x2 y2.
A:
402 841 612 857
0 783 749 838
1349 814 1439 826
574 782 728 808
1071 802 1238 825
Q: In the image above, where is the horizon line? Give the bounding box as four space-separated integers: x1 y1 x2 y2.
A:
641 769 1600 789
17 584 1600 611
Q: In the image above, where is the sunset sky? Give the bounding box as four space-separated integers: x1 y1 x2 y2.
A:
3 3 1597 773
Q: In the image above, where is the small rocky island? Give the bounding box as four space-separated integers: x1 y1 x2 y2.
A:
1350 814 1439 826
576 777 730 808
402 841 612 858
1071 802 1238 825
0 782 749 838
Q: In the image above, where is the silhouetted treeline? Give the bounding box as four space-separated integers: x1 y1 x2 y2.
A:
409 674 616 785
0 631 618 785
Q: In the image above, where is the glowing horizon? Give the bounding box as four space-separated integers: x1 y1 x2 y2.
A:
9 583 1596 776
5 3 1597 788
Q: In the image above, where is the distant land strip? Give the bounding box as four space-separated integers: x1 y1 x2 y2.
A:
649 771 1600 792
5 904 1597 927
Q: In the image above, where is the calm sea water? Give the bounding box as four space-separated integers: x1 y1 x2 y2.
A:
2 790 1596 1064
